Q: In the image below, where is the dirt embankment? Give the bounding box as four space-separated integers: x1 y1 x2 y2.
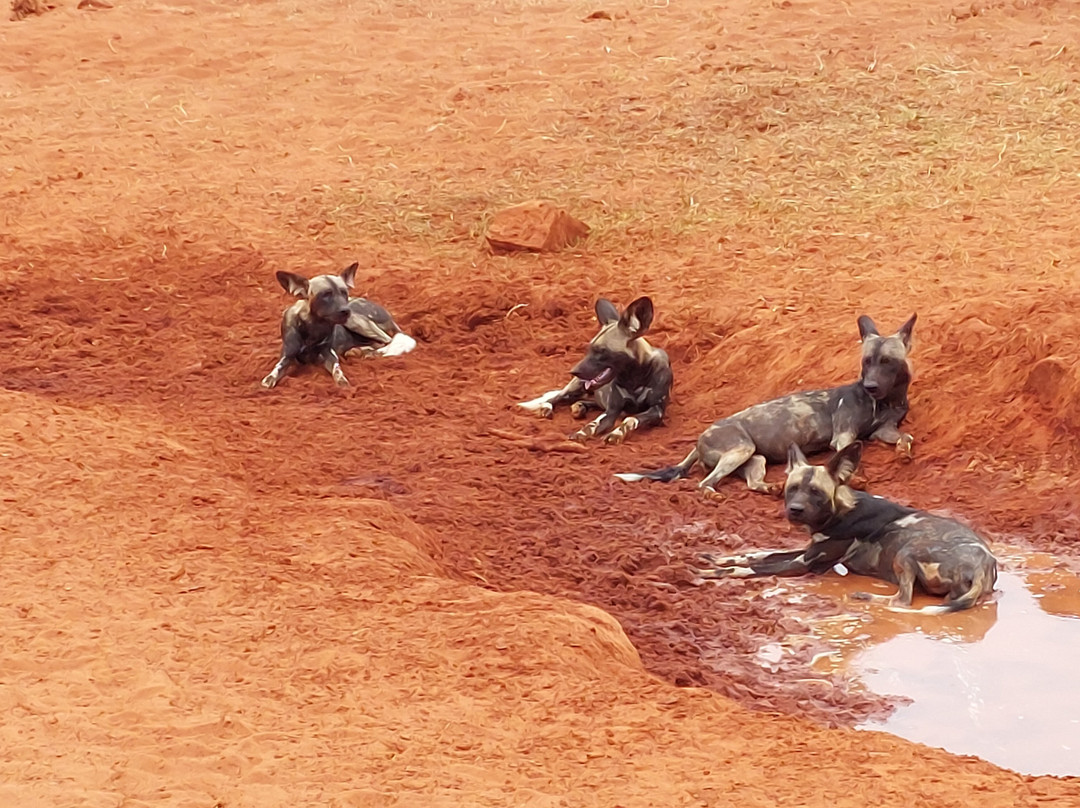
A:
3 0 1080 804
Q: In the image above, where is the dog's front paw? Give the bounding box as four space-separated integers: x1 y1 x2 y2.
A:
689 559 742 580
604 416 638 445
518 392 557 419
260 374 279 389
698 551 733 567
332 370 350 387
896 433 914 461
568 428 591 443
569 401 589 420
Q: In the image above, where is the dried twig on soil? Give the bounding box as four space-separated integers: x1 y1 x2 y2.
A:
485 428 589 454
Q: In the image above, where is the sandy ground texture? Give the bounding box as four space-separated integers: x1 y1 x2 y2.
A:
3 0 1080 804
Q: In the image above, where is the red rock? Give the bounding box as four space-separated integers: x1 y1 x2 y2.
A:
485 201 590 253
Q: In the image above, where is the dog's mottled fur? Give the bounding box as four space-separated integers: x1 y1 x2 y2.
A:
616 313 915 494
694 442 998 614
517 297 672 444
261 262 415 389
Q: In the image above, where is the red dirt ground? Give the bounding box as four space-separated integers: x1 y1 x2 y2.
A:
2 0 1080 804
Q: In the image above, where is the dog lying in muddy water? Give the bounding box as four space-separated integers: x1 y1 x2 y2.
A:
517 297 672 444
693 442 998 613
615 313 916 495
261 262 416 389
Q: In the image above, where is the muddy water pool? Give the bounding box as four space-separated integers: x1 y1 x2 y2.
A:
804 554 1080 776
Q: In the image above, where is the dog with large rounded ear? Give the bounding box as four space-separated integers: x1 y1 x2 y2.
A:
786 442 811 474
594 298 620 325
826 440 863 485
857 313 917 351
276 271 311 297
894 313 917 352
619 296 654 338
339 262 359 289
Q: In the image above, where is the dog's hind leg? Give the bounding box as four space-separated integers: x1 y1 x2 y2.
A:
698 444 756 496
850 562 917 609
740 454 780 494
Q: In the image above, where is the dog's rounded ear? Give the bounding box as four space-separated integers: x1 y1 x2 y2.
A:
895 313 917 352
276 271 310 298
595 299 620 326
340 262 359 289
786 443 810 474
827 441 863 484
620 296 654 337
857 315 880 341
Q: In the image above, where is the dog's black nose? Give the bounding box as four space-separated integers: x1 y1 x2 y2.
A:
862 380 880 393
786 503 805 518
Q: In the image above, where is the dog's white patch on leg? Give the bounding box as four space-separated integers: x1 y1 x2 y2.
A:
605 416 639 444
376 332 416 357
571 414 604 442
725 565 755 578
518 389 561 417
327 350 349 387
613 472 646 482
261 358 289 388
893 514 923 528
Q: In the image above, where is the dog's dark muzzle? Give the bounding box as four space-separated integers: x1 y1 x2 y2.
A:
861 379 886 400
325 307 350 325
570 358 615 392
785 503 808 523
574 366 614 392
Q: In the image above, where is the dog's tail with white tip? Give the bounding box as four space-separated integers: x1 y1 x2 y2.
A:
614 448 700 484
377 331 417 357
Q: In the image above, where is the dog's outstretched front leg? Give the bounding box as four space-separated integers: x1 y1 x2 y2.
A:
570 409 618 442
604 403 664 445
518 378 586 419
693 549 810 579
869 421 914 460
261 355 293 389
323 348 349 387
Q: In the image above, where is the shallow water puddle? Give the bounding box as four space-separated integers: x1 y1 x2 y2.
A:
804 555 1080 777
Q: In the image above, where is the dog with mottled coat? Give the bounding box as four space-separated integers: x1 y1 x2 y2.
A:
616 313 916 495
261 262 416 389
517 297 672 445
694 441 998 614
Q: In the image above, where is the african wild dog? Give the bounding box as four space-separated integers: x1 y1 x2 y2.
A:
517 297 672 444
261 262 416 389
694 442 998 614
615 313 916 495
